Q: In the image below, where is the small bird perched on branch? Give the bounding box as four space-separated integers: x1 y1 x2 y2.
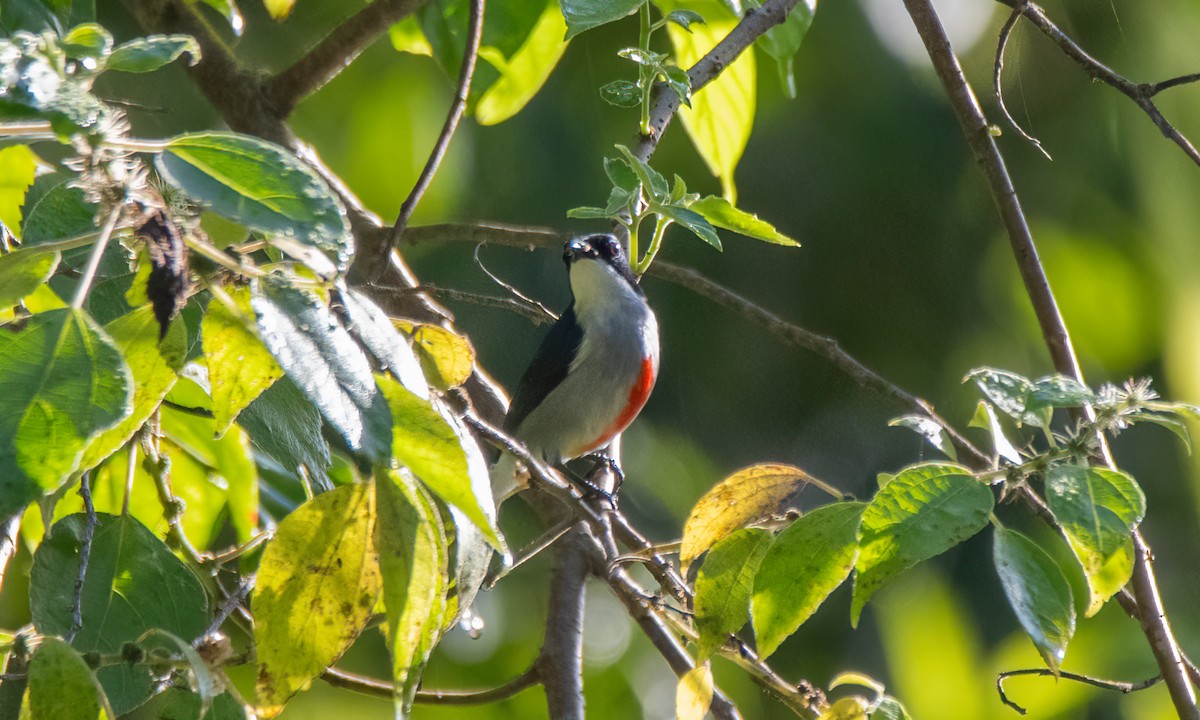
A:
493 234 660 502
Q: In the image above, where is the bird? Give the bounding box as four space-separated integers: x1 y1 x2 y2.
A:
493 233 660 503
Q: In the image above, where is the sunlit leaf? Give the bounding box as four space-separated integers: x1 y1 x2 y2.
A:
62 23 113 60
254 484 381 717
251 277 393 466
664 0 754 203
263 0 294 21
965 368 1093 429
476 1 569 125
889 415 956 461
30 513 208 714
105 34 200 73
659 204 721 250
753 0 815 98
0 309 132 518
873 697 914 720
818 696 869 720
993 526 1075 671
675 663 713 720
78 305 186 472
1045 464 1143 615
377 375 502 550
20 176 96 247
158 132 352 275
397 322 476 390
680 463 818 571
340 288 428 399
0 144 37 233
0 247 59 312
968 401 1021 464
689 195 798 246
752 502 865 658
694 528 770 659
560 0 643 39
389 15 433 56
204 284 283 434
377 470 448 713
28 637 107 720
851 463 992 626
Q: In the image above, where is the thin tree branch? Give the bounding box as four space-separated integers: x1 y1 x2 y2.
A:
997 668 1161 715
264 0 426 116
993 7 1050 159
994 0 1200 168
378 0 484 274
65 472 97 645
323 665 541 704
375 282 557 325
0 514 21 595
903 0 1199 716
635 0 801 162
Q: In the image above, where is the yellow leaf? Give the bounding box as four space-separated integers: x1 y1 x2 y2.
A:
675 663 714 720
818 696 870 720
475 2 570 125
0 145 37 234
665 1 755 203
394 321 476 390
263 0 295 21
681 463 824 572
205 284 283 434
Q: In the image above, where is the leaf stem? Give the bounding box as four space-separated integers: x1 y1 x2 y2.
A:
25 230 104 254
638 1 654 136
633 214 672 275
71 205 123 310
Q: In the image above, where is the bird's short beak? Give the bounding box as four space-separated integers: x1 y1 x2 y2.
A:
563 238 588 265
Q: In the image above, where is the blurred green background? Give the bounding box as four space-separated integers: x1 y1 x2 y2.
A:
10 0 1200 717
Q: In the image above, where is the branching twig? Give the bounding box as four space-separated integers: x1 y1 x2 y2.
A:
66 472 97 644
996 668 1161 715
993 7 1050 160
994 0 1200 167
375 282 556 325
264 0 425 116
379 0 485 274
904 0 1199 716
204 574 255 638
322 665 541 704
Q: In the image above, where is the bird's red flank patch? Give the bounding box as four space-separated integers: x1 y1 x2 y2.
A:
574 356 657 456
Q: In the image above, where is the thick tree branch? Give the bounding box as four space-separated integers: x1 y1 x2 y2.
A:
903 0 1198 716
635 0 799 162
538 528 592 720
994 0 1200 168
264 0 426 116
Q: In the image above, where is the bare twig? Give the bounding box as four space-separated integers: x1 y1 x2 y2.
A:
903 0 1198 716
994 0 1200 167
379 0 485 274
473 244 560 321
323 665 541 704
204 574 255 638
0 514 21 594
996 668 1161 715
66 472 97 644
71 205 123 310
264 0 425 115
993 7 1051 159
375 282 556 326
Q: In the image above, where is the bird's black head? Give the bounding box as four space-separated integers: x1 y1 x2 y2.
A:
563 234 641 291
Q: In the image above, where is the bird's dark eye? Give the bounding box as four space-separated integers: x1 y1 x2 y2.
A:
605 238 621 256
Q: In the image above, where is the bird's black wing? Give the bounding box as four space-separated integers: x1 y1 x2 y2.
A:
504 303 583 433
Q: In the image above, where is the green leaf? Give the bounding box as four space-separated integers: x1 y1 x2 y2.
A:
566 205 613 220
251 277 393 466
28 637 107 720
1127 412 1192 454
872 697 913 720
851 463 992 626
604 156 639 192
694 528 771 660
376 470 448 713
615 144 669 201
157 132 352 276
0 33 104 130
965 368 1092 428
0 309 132 518
993 526 1075 671
0 144 38 233
599 79 643 108
1045 464 1144 615
688 195 798 246
754 0 815 98
560 0 644 39
20 175 96 246
664 0 754 203
254 483 381 718
340 288 428 399
238 375 332 482
664 8 704 31
62 23 113 61
752 502 865 658
161 407 260 545
475 1 569 125
78 305 186 472
969 401 1021 464
377 375 502 550
1026 375 1095 416
204 284 283 434
662 64 692 106
389 15 433 56
0 247 59 312
196 0 245 34
30 513 208 714
680 463 818 571
125 688 247 720
105 34 200 73
659 204 721 249
404 323 476 390
889 415 956 461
